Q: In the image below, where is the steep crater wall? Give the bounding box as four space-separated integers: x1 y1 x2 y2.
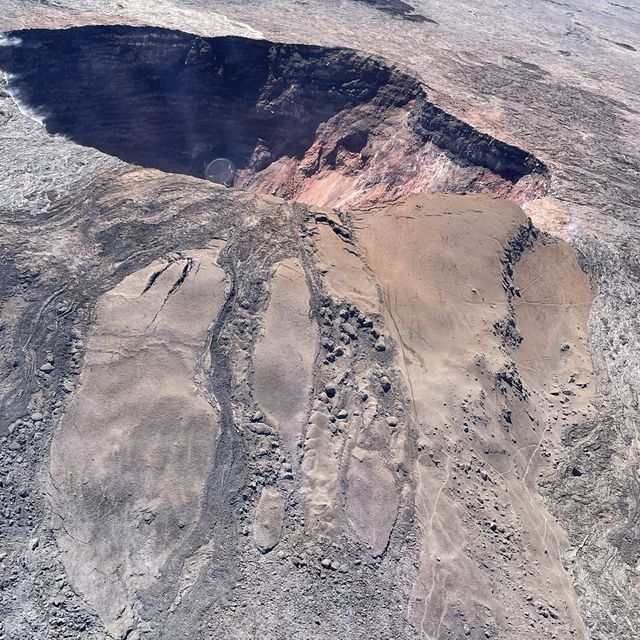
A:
0 25 548 208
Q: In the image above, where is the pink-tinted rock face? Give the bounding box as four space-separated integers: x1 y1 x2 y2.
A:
0 25 547 209
235 101 549 210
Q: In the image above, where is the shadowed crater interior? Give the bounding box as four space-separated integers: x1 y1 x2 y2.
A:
0 25 548 193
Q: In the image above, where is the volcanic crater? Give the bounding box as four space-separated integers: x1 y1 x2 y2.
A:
0 25 548 209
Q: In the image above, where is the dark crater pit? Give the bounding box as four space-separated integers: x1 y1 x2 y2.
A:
0 25 548 202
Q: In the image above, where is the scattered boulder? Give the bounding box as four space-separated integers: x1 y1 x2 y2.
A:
341 322 358 339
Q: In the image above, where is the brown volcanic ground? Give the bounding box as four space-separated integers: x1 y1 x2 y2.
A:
0 4 638 640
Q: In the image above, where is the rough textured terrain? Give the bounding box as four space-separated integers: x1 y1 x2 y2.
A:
0 2 638 640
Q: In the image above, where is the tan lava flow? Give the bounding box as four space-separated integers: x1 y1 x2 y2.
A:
48 245 228 639
353 193 594 639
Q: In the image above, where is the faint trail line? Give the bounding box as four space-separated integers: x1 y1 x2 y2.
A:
420 455 452 639
381 279 453 639
381 282 431 634
435 599 449 640
517 253 572 296
522 422 551 484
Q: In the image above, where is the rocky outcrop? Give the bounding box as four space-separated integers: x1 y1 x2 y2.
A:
408 95 548 182
253 486 285 553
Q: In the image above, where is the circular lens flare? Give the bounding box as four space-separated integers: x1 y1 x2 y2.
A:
205 158 236 186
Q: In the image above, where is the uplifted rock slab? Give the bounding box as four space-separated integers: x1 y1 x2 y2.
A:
315 220 380 315
253 486 285 554
345 447 398 557
48 246 227 639
253 258 318 453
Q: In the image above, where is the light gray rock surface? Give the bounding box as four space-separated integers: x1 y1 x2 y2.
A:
0 2 638 640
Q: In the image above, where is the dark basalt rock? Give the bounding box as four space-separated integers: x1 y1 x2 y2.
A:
354 0 437 23
408 96 549 182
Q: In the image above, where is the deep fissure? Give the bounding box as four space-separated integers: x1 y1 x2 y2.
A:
0 25 549 208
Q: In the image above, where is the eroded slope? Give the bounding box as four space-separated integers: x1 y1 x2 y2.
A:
357 194 594 638
49 248 228 638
